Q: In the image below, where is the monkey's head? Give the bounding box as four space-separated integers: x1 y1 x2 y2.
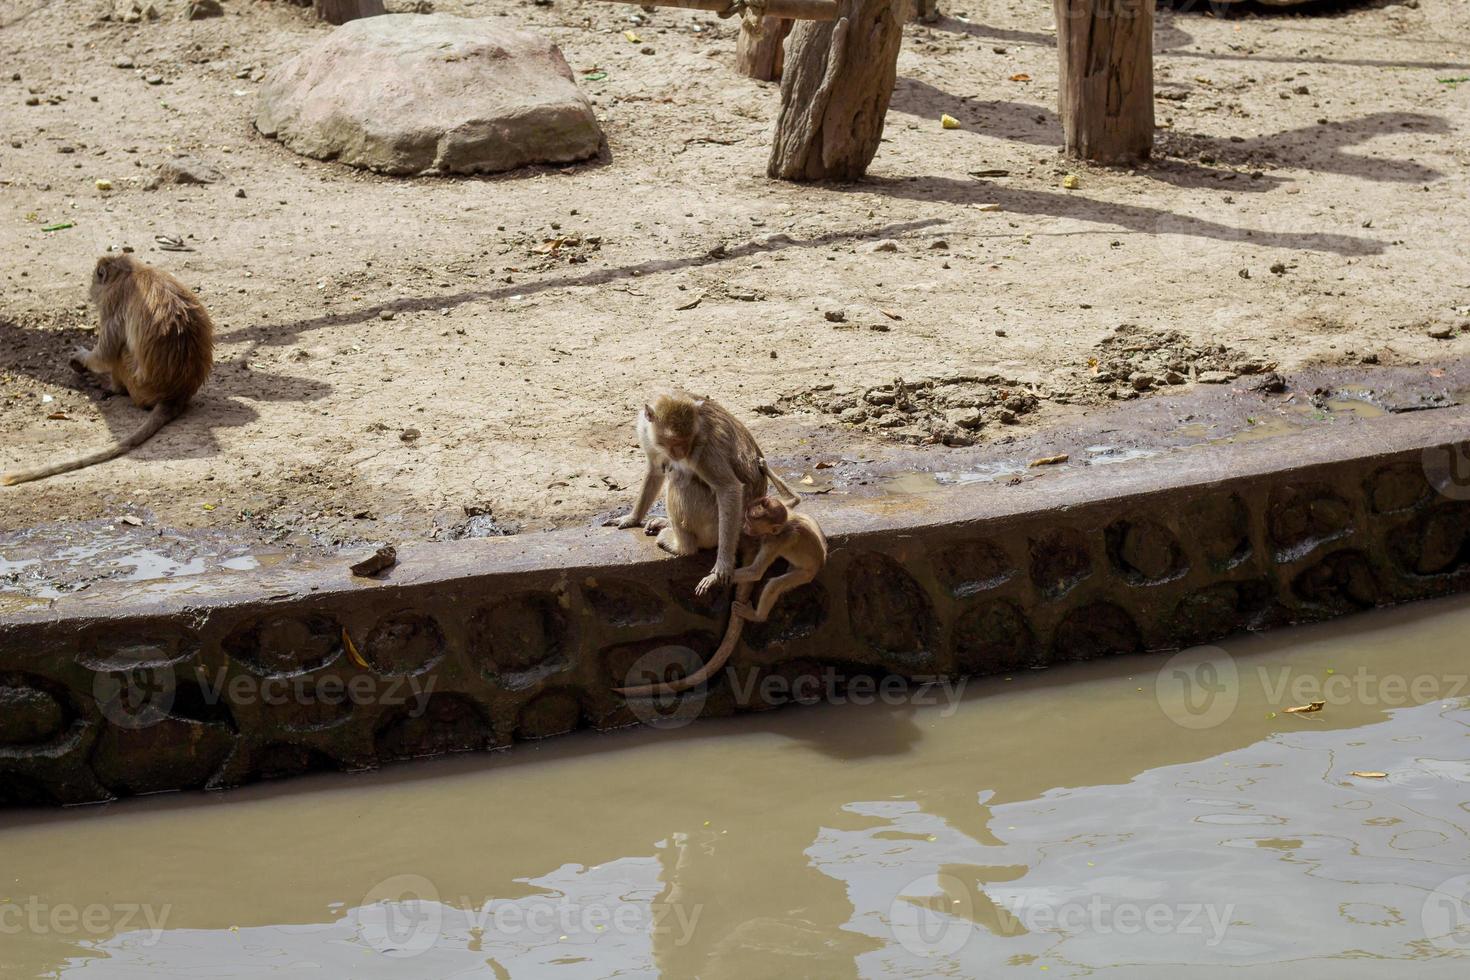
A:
645 393 703 461
89 254 135 302
743 495 789 537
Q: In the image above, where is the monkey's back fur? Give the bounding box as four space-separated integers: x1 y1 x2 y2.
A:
100 255 214 409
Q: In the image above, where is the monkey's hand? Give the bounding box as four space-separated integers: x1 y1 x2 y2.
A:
68 348 91 374
643 517 668 535
695 564 732 597
731 600 756 621
610 513 643 530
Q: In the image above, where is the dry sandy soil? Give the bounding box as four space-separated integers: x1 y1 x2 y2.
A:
1 0 1468 554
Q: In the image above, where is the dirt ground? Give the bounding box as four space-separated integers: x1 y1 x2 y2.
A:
1 0 1468 554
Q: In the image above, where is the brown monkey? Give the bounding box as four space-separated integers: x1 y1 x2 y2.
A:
1 255 213 486
729 495 827 623
613 391 779 596
616 495 827 697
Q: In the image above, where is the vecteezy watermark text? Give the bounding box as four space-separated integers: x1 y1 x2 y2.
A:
357 875 702 957
619 646 968 728
193 667 437 714
0 898 171 944
889 873 1234 957
92 664 437 731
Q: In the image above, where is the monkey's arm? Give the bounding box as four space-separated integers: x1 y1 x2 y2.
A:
731 540 781 584
734 569 816 623
616 463 665 529
695 482 743 596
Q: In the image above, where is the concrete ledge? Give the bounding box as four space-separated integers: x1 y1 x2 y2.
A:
3 408 1469 806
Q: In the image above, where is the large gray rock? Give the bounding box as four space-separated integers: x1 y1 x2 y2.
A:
255 15 603 176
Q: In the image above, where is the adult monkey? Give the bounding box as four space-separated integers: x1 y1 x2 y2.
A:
2 254 213 486
612 390 799 596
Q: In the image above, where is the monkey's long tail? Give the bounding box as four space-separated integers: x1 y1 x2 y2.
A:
1 403 177 486
760 458 802 509
615 581 753 697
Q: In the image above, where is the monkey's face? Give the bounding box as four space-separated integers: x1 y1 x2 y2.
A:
664 437 690 460
652 421 696 461
743 497 787 536
646 395 701 461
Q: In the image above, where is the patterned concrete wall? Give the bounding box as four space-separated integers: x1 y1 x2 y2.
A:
2 415 1468 807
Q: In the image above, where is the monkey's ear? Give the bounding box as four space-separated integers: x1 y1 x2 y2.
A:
642 403 654 420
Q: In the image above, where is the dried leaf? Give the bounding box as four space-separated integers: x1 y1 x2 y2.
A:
675 294 702 311
1349 771 1387 779
880 309 903 321
1029 454 1069 467
46 412 69 420
1284 701 1325 714
343 628 370 669
1009 73 1032 82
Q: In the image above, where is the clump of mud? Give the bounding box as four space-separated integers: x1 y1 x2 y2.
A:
764 375 1042 447
432 504 519 541
1081 325 1274 398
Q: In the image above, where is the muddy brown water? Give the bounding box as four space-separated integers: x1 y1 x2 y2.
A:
4 598 1470 978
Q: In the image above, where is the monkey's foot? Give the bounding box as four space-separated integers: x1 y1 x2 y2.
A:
644 517 669 535
731 600 757 621
655 526 699 557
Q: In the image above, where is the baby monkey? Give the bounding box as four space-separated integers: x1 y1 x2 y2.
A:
729 495 828 623
616 494 827 697
2 254 213 486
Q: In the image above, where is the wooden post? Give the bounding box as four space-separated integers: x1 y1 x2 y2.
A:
1053 0 1154 164
736 14 793 81
767 0 905 181
313 0 385 25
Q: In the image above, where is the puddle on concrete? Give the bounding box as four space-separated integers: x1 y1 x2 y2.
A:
0 520 294 600
1083 445 1160 466
884 462 1030 494
1176 394 1393 450
5 597 1470 977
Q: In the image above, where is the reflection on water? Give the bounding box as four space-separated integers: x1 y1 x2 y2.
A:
4 598 1470 978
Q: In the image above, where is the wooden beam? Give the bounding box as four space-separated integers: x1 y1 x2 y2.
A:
588 0 838 20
